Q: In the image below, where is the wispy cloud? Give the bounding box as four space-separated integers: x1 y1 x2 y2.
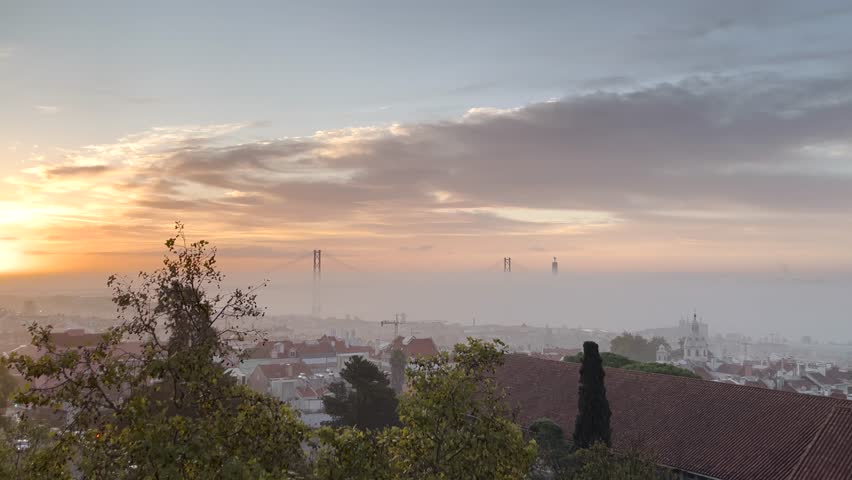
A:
35 105 61 114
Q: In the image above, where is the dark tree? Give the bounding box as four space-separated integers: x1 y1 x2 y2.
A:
323 355 399 429
572 341 612 449
389 349 406 394
529 418 574 479
563 351 633 369
609 333 669 363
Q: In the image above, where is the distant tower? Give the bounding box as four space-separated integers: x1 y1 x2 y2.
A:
656 344 669 363
683 312 709 363
312 249 322 317
551 257 558 275
503 257 512 273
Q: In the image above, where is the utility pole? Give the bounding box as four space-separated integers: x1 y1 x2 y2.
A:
503 257 512 273
312 249 322 317
381 313 407 339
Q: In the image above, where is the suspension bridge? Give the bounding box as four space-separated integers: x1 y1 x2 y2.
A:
261 251 559 318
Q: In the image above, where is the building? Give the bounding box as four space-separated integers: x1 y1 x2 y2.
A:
656 344 669 363
377 336 439 365
238 335 373 377
682 314 710 363
496 354 852 480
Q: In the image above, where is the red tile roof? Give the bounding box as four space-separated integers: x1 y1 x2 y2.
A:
786 407 852 480
715 363 745 376
256 362 313 380
247 337 373 360
496 354 852 480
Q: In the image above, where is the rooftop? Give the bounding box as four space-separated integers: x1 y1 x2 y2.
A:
496 354 852 480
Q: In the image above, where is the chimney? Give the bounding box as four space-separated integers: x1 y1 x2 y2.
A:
744 363 753 378
286 364 293 378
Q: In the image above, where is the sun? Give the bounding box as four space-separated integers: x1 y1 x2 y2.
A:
0 242 24 273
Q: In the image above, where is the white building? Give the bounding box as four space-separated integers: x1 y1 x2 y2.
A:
682 314 709 363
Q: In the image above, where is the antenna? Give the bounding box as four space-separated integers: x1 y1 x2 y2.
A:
381 313 407 339
312 249 322 317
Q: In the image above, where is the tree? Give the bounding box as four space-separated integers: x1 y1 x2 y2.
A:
389 349 406 394
563 352 633 369
0 363 19 410
529 418 575 479
573 341 611 449
387 338 537 479
609 334 669 363
0 418 71 480
5 223 309 478
312 427 393 480
323 355 399 430
565 349 699 379
572 443 658 480
623 362 700 379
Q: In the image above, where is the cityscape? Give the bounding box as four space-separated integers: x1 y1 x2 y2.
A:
3 1 852 479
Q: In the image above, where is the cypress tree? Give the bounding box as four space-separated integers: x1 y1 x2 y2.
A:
572 341 612 449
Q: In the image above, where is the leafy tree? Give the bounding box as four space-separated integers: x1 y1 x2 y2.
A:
323 355 399 429
572 443 658 480
5 223 309 479
387 338 537 479
623 362 700 379
529 418 575 479
389 348 406 394
0 363 19 411
312 426 392 480
573 341 611 449
565 350 699 379
0 418 71 480
609 334 669 363
563 352 633 369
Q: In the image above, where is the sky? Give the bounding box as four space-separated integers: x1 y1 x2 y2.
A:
3 1 852 280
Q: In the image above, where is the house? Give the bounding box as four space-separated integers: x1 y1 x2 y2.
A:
247 362 314 403
496 354 852 480
239 336 374 376
383 336 439 359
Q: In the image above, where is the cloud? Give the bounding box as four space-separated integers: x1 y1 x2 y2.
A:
40 164 112 179
6 74 852 269
35 105 61 114
400 245 434 252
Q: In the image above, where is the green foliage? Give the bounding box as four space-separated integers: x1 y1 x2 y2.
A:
0 363 19 410
4 223 309 479
609 334 668 363
573 342 612 449
622 362 700 379
389 349 406 394
312 427 392 480
388 338 537 479
313 339 537 480
529 418 575 480
565 350 699 379
0 418 72 479
572 443 658 480
564 352 633 369
323 355 399 429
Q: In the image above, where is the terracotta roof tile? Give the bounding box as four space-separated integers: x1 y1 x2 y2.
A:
256 362 312 379
786 407 852 480
496 354 852 480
